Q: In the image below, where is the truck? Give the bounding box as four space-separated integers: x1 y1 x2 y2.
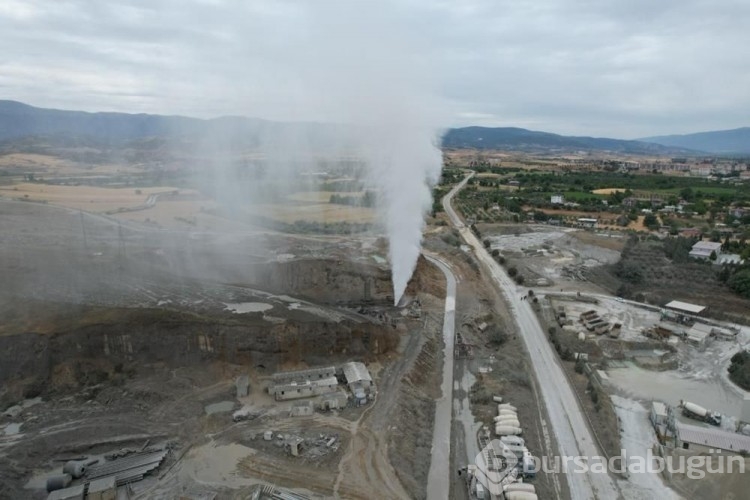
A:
680 400 722 426
500 435 525 447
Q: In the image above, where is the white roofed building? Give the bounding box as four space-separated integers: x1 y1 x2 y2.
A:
676 422 750 455
665 300 706 316
341 361 375 399
689 241 722 260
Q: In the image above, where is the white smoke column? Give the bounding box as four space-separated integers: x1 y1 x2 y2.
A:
175 1 445 304
297 1 445 305
360 121 442 305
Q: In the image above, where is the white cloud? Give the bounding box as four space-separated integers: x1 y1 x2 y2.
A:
0 0 748 137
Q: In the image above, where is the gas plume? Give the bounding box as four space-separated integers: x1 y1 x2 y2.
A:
294 2 445 304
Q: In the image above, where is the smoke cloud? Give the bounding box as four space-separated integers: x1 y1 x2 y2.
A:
290 2 445 304
187 1 445 304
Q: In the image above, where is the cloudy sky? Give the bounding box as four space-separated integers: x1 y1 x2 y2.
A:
1 0 748 138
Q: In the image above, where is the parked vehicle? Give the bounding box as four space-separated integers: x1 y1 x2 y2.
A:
680 400 722 426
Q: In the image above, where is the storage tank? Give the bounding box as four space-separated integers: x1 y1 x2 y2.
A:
505 492 538 500
494 425 522 436
504 483 536 493
46 474 72 492
496 418 521 428
682 401 708 417
62 460 87 479
496 413 519 420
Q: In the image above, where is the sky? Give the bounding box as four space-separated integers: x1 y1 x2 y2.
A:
0 0 748 138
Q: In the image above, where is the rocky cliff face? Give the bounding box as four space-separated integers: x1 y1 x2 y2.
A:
0 308 399 398
254 258 393 304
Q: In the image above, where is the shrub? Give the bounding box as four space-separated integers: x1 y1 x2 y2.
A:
488 326 508 346
590 389 599 404
728 269 750 299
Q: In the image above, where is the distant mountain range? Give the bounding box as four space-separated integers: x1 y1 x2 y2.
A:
640 128 750 155
441 126 694 155
0 100 747 155
0 100 345 151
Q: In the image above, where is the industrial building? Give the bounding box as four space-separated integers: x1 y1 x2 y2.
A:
341 362 374 403
87 477 116 500
685 323 713 346
674 423 750 455
271 366 336 385
268 377 339 401
268 366 340 401
650 401 668 435
289 400 314 417
318 392 349 411
664 300 706 317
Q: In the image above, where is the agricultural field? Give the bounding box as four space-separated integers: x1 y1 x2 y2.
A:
0 182 184 212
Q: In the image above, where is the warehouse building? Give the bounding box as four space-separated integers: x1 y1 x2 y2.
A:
341 362 374 404
665 300 706 316
675 423 750 455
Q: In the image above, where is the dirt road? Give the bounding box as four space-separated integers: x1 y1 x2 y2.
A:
444 173 621 500
424 254 457 500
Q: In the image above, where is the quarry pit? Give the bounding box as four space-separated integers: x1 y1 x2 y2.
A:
0 199 448 499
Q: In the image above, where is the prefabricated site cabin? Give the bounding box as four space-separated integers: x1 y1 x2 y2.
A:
268 377 339 401
268 366 339 401
271 366 336 385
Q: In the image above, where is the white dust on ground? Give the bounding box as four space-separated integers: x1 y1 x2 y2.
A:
611 395 681 500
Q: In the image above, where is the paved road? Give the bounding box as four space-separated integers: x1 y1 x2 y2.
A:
424 254 458 500
443 172 620 500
